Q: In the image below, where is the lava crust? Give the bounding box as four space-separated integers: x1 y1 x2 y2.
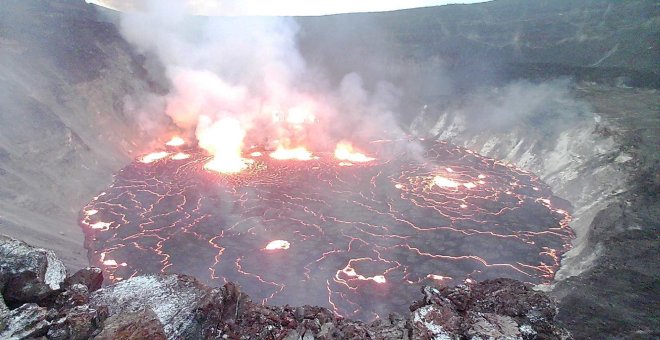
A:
80 139 572 321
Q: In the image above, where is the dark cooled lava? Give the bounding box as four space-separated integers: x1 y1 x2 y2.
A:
80 139 572 321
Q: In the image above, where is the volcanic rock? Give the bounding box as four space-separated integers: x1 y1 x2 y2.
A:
410 304 461 339
0 293 7 314
64 267 103 292
53 283 90 312
94 308 166 340
464 312 521 339
46 304 108 340
367 313 409 339
0 235 66 306
468 278 557 318
0 303 49 339
89 274 210 339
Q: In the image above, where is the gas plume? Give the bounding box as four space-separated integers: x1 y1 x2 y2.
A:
117 0 402 173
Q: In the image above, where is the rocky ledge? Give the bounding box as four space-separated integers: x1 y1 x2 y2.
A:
0 235 570 339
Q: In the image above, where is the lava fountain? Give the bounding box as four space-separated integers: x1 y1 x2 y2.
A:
80 137 572 321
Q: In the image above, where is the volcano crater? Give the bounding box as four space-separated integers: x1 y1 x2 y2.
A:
80 139 572 321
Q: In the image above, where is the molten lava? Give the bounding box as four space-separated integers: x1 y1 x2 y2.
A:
334 141 375 163
285 106 315 126
432 175 460 188
165 136 185 147
270 145 314 161
197 117 251 174
265 240 291 250
80 139 573 321
171 152 191 160
89 221 111 230
139 151 169 163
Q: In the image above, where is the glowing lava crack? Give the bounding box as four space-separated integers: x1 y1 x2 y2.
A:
80 139 572 321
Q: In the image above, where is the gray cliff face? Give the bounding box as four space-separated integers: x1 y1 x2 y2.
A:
0 0 166 268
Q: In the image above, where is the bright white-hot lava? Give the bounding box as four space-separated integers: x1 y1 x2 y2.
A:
197 117 252 174
284 105 316 126
265 240 291 250
140 151 169 164
171 152 191 160
427 274 449 281
340 263 388 284
165 136 185 147
89 221 111 231
334 141 375 163
270 145 314 161
432 175 460 188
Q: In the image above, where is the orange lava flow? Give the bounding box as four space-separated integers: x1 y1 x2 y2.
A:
432 175 460 188
198 117 251 174
334 141 375 163
270 145 314 161
80 139 574 321
140 151 169 163
338 260 390 285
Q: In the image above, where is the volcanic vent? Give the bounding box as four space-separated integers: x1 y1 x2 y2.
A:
80 137 572 321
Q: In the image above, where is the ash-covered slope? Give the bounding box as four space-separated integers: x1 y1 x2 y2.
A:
0 0 166 268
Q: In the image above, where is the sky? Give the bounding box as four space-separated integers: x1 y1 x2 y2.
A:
87 0 492 16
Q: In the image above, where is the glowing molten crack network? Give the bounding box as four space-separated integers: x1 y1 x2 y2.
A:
80 139 572 321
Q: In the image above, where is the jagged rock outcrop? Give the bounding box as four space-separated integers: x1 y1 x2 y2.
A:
0 303 50 339
0 235 571 339
0 235 67 306
89 274 211 338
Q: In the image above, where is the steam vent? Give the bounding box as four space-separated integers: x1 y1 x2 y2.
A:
1 0 658 339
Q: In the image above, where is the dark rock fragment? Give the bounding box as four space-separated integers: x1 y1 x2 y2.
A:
464 312 521 339
64 267 103 292
46 305 108 340
89 274 210 339
0 235 66 306
56 283 89 308
0 303 49 339
468 278 555 319
4 271 60 306
94 308 166 340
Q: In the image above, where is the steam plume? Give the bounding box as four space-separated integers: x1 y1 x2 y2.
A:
117 1 403 162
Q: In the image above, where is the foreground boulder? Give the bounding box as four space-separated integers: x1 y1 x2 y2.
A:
89 274 212 338
0 235 572 339
0 235 67 306
409 280 570 339
0 303 49 338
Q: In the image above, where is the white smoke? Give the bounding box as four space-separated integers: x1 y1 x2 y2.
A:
117 0 403 158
